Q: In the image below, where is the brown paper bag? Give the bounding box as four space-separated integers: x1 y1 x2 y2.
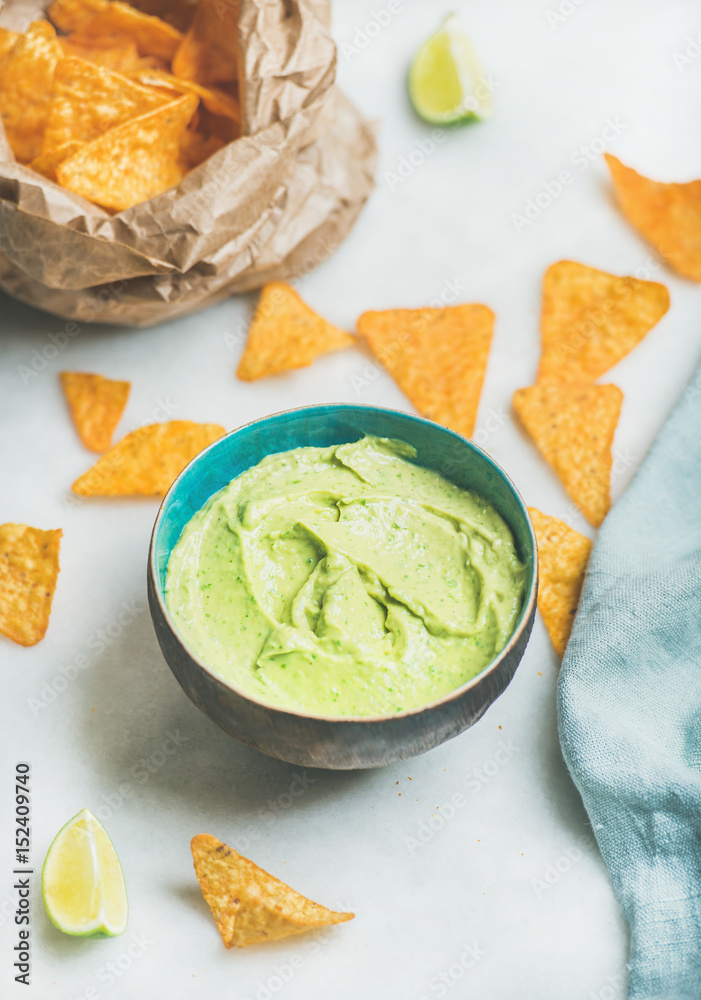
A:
0 0 376 326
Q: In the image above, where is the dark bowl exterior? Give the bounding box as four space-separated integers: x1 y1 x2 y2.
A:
148 404 538 770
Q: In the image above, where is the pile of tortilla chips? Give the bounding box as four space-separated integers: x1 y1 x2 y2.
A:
0 0 239 210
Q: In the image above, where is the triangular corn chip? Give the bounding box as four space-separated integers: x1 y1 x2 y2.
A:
191 834 354 948
529 508 591 657
58 32 142 74
538 261 669 383
48 0 182 61
56 93 197 211
357 304 494 439
172 0 239 86
513 382 623 528
60 371 130 452
0 20 62 162
132 68 240 121
0 27 19 61
42 56 169 154
0 524 62 646
606 154 701 282
48 0 118 33
237 283 354 381
30 140 85 181
71 420 225 496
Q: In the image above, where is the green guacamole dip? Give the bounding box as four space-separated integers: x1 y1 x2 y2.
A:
165 436 526 717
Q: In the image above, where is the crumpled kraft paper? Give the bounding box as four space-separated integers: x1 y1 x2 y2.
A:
0 0 376 326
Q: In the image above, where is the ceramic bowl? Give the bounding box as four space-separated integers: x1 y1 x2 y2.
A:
148 404 537 769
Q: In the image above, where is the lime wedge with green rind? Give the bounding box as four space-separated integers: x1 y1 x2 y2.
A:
409 15 492 125
42 808 128 938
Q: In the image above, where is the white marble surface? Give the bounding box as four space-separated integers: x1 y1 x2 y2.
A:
2 1 701 996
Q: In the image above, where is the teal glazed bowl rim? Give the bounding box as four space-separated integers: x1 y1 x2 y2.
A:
147 403 538 768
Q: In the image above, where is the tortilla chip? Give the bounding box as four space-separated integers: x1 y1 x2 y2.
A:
357 304 494 439
513 382 623 528
71 420 225 496
128 0 194 33
48 0 183 61
60 371 130 452
56 93 197 211
132 68 240 121
42 56 169 154
191 834 354 948
237 283 354 381
172 0 238 86
30 140 85 181
58 32 142 73
538 261 669 383
0 20 62 163
605 154 701 283
179 126 226 169
0 524 62 647
529 508 591 657
195 105 239 145
48 0 111 31
0 27 19 61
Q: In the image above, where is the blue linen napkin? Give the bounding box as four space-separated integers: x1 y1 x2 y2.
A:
558 365 701 1000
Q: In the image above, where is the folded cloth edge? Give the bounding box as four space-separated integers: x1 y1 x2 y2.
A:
558 361 701 1000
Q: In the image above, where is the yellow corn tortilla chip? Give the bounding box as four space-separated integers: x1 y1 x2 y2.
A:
357 304 494 439
48 0 182 61
42 56 169 154
538 261 669 383
58 32 142 73
237 283 354 381
513 382 623 528
56 93 197 211
132 68 240 121
172 0 238 86
60 371 130 452
191 834 354 948
48 0 112 32
0 27 19 61
529 508 591 657
605 153 701 283
179 125 226 169
195 105 239 145
0 524 62 647
30 140 85 181
71 420 225 496
0 20 62 163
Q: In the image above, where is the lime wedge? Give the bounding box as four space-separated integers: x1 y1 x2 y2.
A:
409 15 491 125
42 808 128 938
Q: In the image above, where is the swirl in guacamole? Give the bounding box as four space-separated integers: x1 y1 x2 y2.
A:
165 436 526 716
